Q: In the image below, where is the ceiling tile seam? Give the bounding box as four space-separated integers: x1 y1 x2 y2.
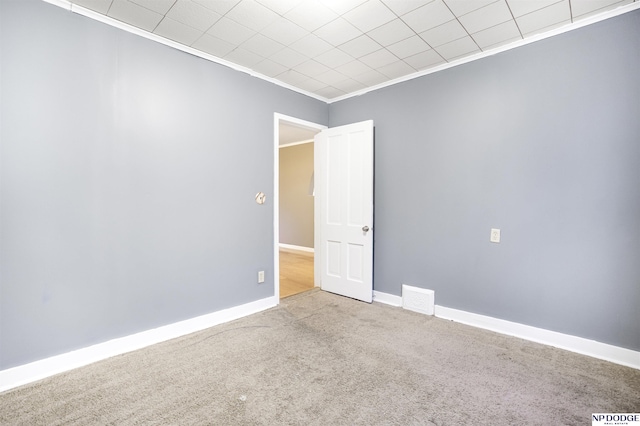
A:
327 0 640 103
503 0 524 40
568 0 575 23
52 0 640 102
129 0 176 16
63 0 331 103
441 1 502 52
170 5 227 46
466 20 524 50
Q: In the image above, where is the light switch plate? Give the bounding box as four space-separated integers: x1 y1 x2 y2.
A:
490 228 500 243
258 270 265 283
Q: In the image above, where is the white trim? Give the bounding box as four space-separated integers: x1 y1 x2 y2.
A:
43 1 330 103
373 290 402 307
43 0 640 105
43 0 640 104
279 243 314 253
274 114 326 303
279 139 314 149
0 296 277 392
371 290 639 369
42 0 71 9
327 2 640 104
435 305 640 370
45 0 640 106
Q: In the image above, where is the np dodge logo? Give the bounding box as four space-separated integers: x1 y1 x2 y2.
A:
593 414 640 425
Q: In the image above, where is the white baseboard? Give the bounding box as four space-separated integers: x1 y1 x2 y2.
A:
435 305 640 370
0 296 278 393
371 291 639 370
279 243 314 253
373 290 402 307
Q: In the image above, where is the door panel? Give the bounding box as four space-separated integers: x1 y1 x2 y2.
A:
315 120 373 303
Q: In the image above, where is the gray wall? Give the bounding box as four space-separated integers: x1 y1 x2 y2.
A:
0 0 327 369
279 143 314 248
330 10 640 351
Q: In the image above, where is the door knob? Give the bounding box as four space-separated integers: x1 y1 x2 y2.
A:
362 225 370 232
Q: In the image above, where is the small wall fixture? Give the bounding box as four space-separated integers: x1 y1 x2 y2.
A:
255 192 266 205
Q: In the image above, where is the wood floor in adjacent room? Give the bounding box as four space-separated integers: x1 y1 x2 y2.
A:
280 248 314 298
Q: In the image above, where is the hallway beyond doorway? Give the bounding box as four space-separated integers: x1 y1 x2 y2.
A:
279 248 314 298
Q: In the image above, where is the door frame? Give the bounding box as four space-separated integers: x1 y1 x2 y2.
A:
273 113 326 301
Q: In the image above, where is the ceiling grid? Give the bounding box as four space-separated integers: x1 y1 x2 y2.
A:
60 0 639 101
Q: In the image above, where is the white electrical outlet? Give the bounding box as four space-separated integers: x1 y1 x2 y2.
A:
258 270 265 283
490 228 501 243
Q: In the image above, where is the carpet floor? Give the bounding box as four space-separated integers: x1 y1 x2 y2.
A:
1 289 638 425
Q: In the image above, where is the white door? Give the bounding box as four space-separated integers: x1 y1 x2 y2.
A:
315 120 374 303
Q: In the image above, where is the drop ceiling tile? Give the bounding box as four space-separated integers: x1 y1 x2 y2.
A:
353 69 388 85
434 35 480 60
315 86 347 99
336 60 374 78
387 35 430 58
206 17 255 45
571 0 630 18
520 18 569 36
359 48 399 68
419 19 468 47
270 47 309 68
193 0 240 15
277 70 310 85
70 0 113 14
343 0 397 33
167 0 221 32
129 0 176 14
377 60 415 78
251 58 288 77
154 17 203 45
192 33 236 56
290 34 334 57
225 0 280 31
321 0 368 15
339 35 382 58
294 60 332 78
471 19 521 49
261 18 308 46
285 1 339 32
242 33 285 56
332 78 367 93
403 49 445 69
296 78 328 92
444 0 498 16
381 0 435 16
315 69 350 85
506 0 562 18
109 0 164 32
516 0 570 35
314 18 362 47
255 0 303 15
458 0 513 34
402 0 456 33
315 48 355 68
367 19 415 47
224 47 264 67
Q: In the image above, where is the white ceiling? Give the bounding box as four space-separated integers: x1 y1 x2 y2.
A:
62 0 637 101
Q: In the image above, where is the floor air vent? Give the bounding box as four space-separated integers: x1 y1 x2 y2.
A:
402 285 435 315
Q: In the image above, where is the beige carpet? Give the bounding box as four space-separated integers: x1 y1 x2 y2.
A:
1 289 638 425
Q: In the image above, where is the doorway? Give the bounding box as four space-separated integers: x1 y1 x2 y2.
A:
274 114 325 300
